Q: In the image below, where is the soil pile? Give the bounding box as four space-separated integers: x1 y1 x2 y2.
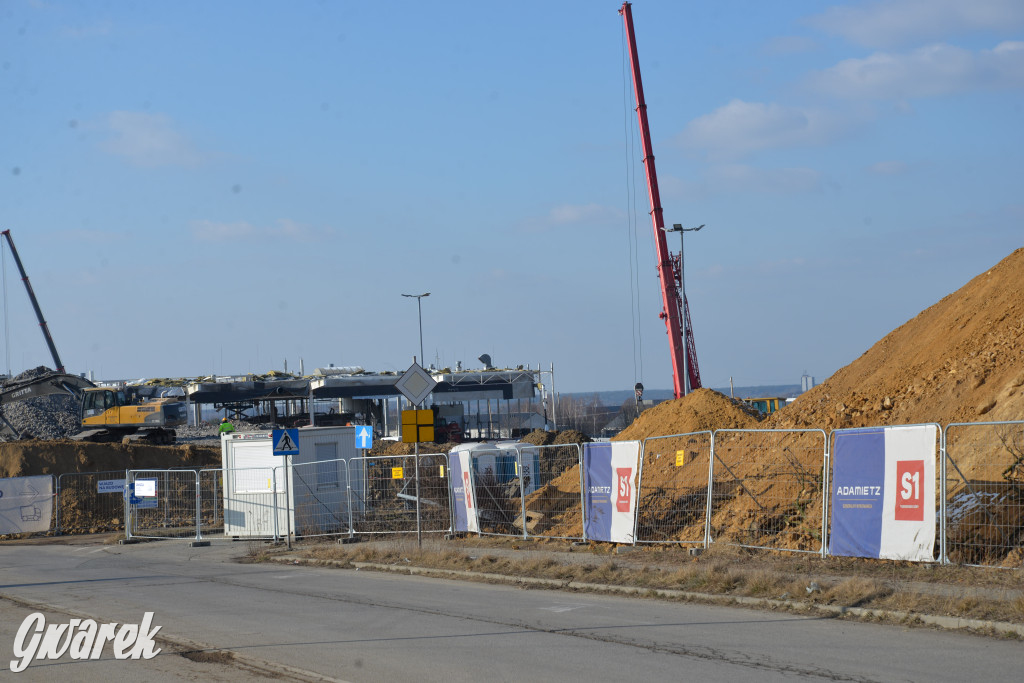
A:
769 247 1024 430
614 388 762 441
534 250 1024 554
0 440 220 478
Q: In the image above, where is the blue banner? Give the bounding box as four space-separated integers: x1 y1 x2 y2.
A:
830 428 885 558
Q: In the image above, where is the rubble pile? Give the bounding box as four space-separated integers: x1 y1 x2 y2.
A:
0 367 81 441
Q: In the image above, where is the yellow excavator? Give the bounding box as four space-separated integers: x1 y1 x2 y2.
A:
75 386 187 444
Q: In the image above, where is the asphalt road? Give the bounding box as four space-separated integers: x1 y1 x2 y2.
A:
0 537 1019 682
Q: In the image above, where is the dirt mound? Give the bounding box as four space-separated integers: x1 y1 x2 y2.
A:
612 388 762 441
535 250 1024 553
0 440 220 478
769 248 1024 430
521 430 555 446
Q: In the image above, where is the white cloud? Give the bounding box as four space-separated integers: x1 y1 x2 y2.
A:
191 219 325 242
868 160 909 175
808 41 1024 100
101 111 202 167
677 100 856 160
807 0 1024 49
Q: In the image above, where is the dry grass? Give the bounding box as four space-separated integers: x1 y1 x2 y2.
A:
288 535 1024 629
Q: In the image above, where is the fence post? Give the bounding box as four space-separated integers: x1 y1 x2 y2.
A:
940 425 948 565
344 459 354 539
194 470 202 542
125 470 134 541
702 432 716 549
578 444 587 542
632 439 647 545
516 447 528 540
821 432 830 559
272 467 280 543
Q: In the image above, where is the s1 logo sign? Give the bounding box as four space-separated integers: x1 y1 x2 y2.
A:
463 470 473 509
615 468 632 513
894 460 925 521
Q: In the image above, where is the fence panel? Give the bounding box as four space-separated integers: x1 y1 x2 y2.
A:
199 468 222 536
708 429 826 554
518 443 584 540
291 457 352 539
943 421 1024 567
127 469 200 540
466 446 523 537
0 475 55 536
55 470 126 535
634 432 712 545
349 454 451 535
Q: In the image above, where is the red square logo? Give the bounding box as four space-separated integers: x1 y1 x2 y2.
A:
894 460 924 521
615 467 632 513
463 470 473 509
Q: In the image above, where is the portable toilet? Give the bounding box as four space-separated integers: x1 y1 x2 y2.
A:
496 441 540 495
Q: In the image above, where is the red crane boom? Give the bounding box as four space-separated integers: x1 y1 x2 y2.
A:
618 2 700 398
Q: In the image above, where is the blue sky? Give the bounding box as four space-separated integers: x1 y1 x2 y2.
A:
2 0 1021 393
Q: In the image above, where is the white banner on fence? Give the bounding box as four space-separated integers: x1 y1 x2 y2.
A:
454 450 479 533
0 475 53 534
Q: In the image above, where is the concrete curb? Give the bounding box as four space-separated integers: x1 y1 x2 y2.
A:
319 559 1024 638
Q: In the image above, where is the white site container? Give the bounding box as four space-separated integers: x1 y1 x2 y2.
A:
220 426 362 538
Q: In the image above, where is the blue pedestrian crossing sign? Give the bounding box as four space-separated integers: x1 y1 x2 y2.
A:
355 425 373 450
272 428 300 456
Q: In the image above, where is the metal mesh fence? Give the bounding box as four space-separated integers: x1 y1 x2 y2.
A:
55 470 126 535
467 446 522 537
520 443 583 540
635 432 712 545
291 457 352 539
943 421 1024 567
708 429 826 554
127 469 200 540
349 454 451 535
199 468 222 536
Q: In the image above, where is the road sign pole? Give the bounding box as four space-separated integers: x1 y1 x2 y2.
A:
415 404 422 549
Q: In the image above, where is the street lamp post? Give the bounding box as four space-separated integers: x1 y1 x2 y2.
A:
401 292 430 366
663 224 704 395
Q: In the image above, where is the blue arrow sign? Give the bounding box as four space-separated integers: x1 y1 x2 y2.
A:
272 428 300 456
355 425 373 450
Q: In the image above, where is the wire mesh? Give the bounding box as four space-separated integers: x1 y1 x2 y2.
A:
55 470 127 535
520 443 584 540
634 432 711 545
198 468 222 536
467 446 523 537
127 469 199 540
291 457 352 539
943 421 1024 567
708 429 826 554
348 453 451 535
